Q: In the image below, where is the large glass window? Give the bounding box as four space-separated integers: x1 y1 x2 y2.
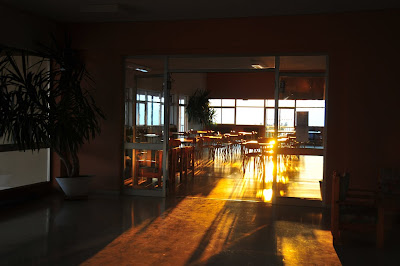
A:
210 98 325 129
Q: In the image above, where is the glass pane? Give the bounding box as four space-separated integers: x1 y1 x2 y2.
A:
212 108 222 124
236 107 264 125
209 99 221 107
236 99 264 107
137 103 145 126
124 57 166 196
279 109 295 129
276 155 323 199
266 108 275 126
296 100 325 108
296 108 325 127
124 149 163 190
278 100 295 107
153 102 161 125
147 102 152 125
280 56 326 71
179 105 185 131
221 108 235 124
161 103 164 125
279 76 325 100
222 99 235 107
265 108 275 137
265 99 275 107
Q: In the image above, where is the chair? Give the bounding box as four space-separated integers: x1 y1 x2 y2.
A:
242 141 263 176
376 168 400 247
168 139 181 185
179 146 195 181
135 150 163 188
331 171 378 245
257 137 274 161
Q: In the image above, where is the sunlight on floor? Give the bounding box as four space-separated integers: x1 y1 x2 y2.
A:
81 198 231 265
275 221 341 265
205 154 323 202
83 153 328 265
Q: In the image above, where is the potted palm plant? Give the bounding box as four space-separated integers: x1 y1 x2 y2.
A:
186 89 215 128
0 36 105 199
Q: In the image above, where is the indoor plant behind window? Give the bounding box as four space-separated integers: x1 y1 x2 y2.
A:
0 36 105 199
186 89 215 129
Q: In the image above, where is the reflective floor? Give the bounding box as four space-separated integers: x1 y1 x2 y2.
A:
174 151 323 203
1 153 399 265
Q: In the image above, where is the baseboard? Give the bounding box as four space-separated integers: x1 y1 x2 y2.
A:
275 196 324 208
0 182 53 207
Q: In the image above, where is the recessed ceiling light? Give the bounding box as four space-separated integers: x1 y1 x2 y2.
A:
135 67 149 73
127 64 151 73
251 64 265 69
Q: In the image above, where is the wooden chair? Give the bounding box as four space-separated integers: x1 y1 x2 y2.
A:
331 171 378 245
168 139 181 186
332 169 400 248
376 168 400 248
180 146 195 181
135 150 163 188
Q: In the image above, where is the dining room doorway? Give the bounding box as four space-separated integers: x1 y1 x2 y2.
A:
122 55 328 205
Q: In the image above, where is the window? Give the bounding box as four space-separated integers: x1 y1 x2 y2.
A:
236 99 264 125
136 90 164 126
209 98 325 129
147 94 162 126
296 100 325 127
210 99 235 124
279 108 295 129
179 96 187 132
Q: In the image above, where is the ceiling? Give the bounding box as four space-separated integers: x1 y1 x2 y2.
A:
1 0 399 22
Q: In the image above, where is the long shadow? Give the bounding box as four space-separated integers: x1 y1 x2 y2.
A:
185 200 284 266
176 154 246 199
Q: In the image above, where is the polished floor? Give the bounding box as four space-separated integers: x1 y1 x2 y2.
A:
1 155 399 265
175 152 323 202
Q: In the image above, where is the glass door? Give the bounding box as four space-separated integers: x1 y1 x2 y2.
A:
274 56 327 201
123 57 169 197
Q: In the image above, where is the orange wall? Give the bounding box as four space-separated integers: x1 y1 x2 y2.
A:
67 10 400 201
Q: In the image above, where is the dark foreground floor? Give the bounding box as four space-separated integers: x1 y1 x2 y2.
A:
1 154 400 265
1 192 399 265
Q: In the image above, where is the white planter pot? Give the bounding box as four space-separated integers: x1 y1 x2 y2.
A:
56 176 92 199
